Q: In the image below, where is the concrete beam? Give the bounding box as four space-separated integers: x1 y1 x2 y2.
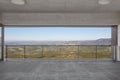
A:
2 13 120 26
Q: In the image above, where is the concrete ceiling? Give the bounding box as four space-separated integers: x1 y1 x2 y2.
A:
0 0 120 13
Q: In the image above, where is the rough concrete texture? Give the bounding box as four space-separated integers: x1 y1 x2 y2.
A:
0 60 120 80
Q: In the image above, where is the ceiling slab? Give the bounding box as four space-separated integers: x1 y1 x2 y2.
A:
0 0 120 13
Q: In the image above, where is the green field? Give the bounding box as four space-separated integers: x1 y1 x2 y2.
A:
6 45 112 59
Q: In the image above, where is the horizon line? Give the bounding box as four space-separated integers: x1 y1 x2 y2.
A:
5 38 111 42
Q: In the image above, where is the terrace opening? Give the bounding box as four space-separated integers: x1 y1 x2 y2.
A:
5 27 112 60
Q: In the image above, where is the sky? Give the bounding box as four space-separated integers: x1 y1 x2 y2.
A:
5 27 111 41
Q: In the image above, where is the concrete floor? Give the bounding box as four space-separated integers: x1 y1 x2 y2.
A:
0 59 120 80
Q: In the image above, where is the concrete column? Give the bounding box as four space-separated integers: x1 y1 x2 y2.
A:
0 13 2 23
112 26 118 61
117 25 120 61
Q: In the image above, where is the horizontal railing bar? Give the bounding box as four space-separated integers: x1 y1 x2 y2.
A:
5 45 112 46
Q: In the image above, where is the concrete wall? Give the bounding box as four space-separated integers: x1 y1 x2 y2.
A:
2 13 120 26
117 25 120 61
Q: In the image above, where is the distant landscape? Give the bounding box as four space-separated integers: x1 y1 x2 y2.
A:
5 38 111 45
5 38 112 59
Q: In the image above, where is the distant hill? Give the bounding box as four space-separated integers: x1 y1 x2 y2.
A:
77 38 111 45
5 38 111 45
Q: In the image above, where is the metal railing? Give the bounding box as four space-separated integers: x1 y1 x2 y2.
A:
5 45 112 59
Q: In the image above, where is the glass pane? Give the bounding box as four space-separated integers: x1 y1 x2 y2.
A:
7 46 24 58
25 46 43 58
60 46 78 59
79 46 96 58
97 46 112 58
43 46 59 59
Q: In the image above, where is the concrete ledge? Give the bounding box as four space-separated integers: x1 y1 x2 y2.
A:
5 58 112 62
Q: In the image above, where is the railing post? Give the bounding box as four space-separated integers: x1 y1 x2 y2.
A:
110 45 113 60
6 45 8 60
41 45 43 58
96 45 97 59
59 46 61 58
78 45 79 59
24 45 26 59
